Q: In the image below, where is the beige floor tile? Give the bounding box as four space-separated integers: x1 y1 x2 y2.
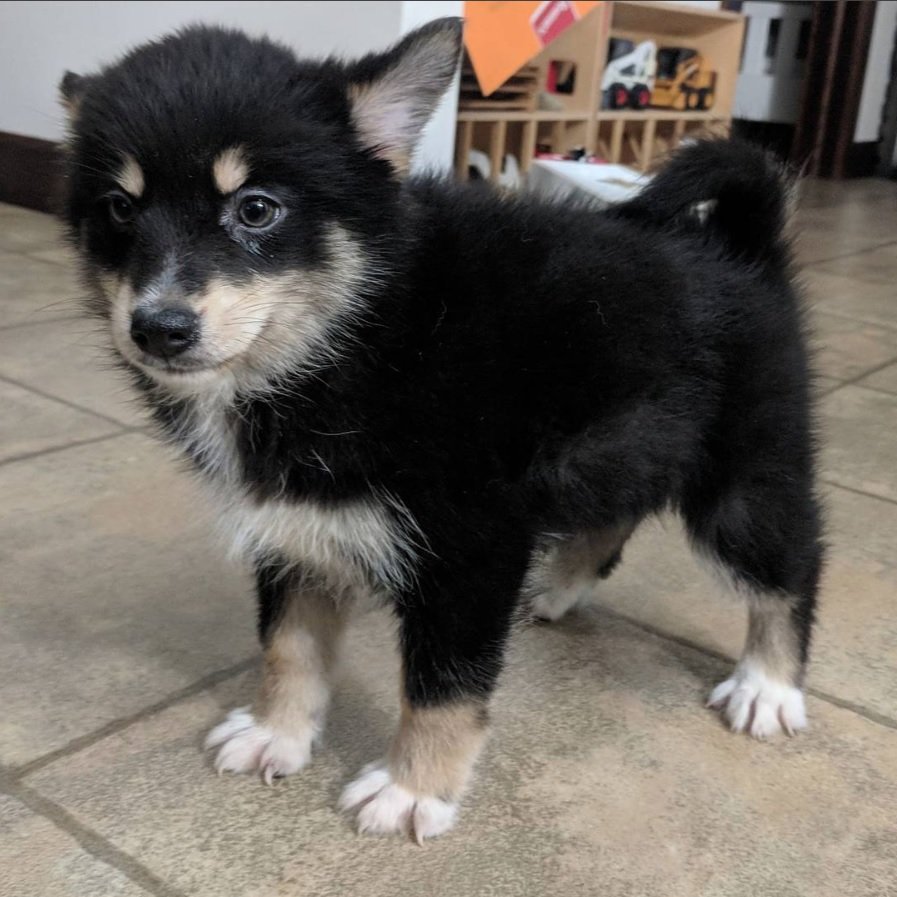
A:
792 203 897 265
854 361 897 395
798 177 897 210
26 610 897 897
820 385 897 502
0 203 66 254
795 195 897 240
794 232 887 267
0 318 147 427
0 794 150 897
0 249 85 327
586 482 897 721
804 269 897 330
0 433 256 767
810 312 897 381
814 242 897 285
27 245 79 267
0 379 121 463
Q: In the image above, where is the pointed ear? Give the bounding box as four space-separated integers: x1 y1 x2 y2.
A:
347 17 463 173
59 70 90 122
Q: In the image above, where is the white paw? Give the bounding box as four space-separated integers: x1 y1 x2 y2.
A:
204 707 313 784
529 572 597 621
529 584 585 622
708 664 808 739
338 762 458 843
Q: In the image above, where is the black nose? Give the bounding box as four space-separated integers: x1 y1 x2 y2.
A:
130 306 199 358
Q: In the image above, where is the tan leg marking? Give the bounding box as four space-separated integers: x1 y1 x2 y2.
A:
744 594 801 684
528 522 635 621
388 700 488 799
256 589 346 732
205 586 346 781
554 523 635 585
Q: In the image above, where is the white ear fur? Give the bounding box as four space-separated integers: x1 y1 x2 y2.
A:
349 18 462 173
59 71 89 122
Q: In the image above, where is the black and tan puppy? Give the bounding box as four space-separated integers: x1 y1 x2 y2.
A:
60 19 822 841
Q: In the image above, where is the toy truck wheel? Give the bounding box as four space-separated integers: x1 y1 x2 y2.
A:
608 82 630 110
629 84 651 109
697 88 713 111
686 88 701 111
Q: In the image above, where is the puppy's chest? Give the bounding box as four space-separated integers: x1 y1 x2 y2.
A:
169 399 418 591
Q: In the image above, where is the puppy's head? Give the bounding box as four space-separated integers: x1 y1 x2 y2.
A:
61 20 461 394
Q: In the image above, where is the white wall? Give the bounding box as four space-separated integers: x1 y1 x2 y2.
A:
854 0 897 143
0 2 404 139
401 0 464 173
0 0 462 171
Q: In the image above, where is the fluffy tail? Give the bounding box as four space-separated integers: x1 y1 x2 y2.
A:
611 139 794 264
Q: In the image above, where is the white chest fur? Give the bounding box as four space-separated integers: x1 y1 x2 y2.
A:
171 392 421 593
213 488 421 593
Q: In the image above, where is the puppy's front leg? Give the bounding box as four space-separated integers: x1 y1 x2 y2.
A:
341 526 525 841
206 561 346 782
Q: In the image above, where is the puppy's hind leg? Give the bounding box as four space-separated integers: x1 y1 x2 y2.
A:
526 524 635 622
206 560 346 783
685 484 822 739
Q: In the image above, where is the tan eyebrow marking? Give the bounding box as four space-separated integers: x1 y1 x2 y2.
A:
213 146 249 194
115 154 144 197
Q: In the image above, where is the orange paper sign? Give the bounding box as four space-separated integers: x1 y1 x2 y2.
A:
464 1 602 96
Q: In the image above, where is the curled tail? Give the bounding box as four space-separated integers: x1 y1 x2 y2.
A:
611 139 795 265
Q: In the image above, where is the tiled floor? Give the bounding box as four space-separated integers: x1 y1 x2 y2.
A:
1 182 896 897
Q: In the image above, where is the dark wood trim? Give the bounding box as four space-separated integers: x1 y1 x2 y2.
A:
0 131 63 214
792 1 877 178
831 0 877 177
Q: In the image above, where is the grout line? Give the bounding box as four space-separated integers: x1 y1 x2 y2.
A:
804 238 897 267
810 306 897 333
0 429 140 468
832 354 897 390
12 656 256 781
813 351 897 398
593 605 897 733
0 777 188 897
820 479 897 507
836 381 897 399
804 691 897 732
0 372 135 429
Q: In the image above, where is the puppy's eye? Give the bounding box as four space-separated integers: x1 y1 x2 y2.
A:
238 195 279 229
107 193 136 226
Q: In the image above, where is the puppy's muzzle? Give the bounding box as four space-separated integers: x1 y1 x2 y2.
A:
130 305 200 359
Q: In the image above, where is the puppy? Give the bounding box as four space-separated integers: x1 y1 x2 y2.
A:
60 19 822 841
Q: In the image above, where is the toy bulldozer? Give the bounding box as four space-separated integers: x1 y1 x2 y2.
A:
651 47 717 111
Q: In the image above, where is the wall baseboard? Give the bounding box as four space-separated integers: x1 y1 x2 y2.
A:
0 131 63 214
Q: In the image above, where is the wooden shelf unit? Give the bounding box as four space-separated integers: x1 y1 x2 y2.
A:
454 1 744 181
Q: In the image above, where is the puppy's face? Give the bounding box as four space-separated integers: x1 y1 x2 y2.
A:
61 22 461 394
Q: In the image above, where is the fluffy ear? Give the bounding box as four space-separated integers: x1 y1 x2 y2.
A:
347 17 463 172
59 70 90 121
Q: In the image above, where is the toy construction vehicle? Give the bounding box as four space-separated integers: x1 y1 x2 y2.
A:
651 47 717 111
601 38 656 110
